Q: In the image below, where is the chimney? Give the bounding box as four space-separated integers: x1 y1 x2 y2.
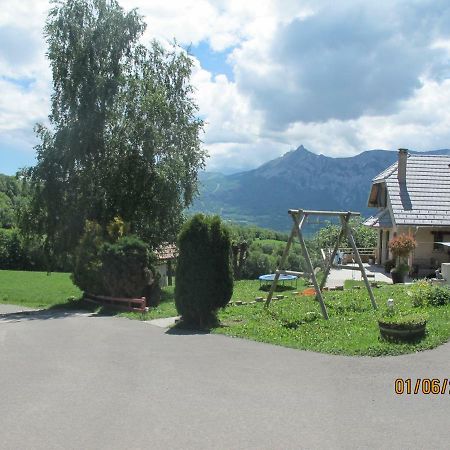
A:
397 148 408 183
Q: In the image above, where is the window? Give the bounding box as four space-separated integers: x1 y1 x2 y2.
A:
433 231 450 250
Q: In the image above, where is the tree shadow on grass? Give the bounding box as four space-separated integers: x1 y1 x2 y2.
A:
0 298 119 323
259 284 297 292
165 319 212 336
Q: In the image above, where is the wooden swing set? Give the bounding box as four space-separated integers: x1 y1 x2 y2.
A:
264 209 378 319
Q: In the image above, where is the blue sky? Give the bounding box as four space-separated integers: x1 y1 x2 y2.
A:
2 0 450 175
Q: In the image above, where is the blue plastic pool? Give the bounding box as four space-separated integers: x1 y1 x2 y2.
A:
258 274 298 281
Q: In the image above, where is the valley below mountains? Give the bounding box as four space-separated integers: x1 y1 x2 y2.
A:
190 146 450 231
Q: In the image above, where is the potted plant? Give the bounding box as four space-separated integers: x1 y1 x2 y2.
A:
378 312 427 342
390 263 410 284
388 234 416 283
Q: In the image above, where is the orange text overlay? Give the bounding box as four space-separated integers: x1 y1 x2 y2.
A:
395 378 450 395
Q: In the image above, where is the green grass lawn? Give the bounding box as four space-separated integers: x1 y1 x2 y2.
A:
0 270 82 309
0 270 177 318
2 269 450 357
123 279 302 320
216 284 450 356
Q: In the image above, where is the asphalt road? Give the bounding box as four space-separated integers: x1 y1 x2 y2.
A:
1 305 450 450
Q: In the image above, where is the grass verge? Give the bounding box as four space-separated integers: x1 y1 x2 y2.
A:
3 270 450 357
0 270 82 309
215 284 450 356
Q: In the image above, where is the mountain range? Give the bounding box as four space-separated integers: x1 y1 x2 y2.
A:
190 146 450 231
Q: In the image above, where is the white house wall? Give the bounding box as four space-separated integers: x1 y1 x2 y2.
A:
156 262 168 287
411 227 450 268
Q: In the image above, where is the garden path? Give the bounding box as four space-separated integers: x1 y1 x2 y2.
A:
325 263 393 288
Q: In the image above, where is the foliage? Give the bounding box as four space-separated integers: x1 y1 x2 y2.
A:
390 263 410 275
100 235 153 298
377 312 427 328
427 286 450 307
175 214 233 327
312 219 377 250
241 250 276 279
388 234 416 258
71 221 104 294
408 279 432 307
216 283 450 356
384 259 396 273
231 241 249 279
106 216 129 242
227 223 289 242
72 218 155 298
0 228 54 271
20 0 206 264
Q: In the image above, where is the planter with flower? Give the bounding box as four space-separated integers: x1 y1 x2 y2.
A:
377 298 427 342
388 234 416 284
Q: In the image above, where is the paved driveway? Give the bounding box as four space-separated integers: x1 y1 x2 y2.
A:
326 263 393 288
1 305 450 449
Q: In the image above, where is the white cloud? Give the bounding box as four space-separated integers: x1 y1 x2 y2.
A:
2 0 450 175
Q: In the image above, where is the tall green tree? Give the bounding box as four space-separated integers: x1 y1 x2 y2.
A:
20 0 205 262
175 214 233 327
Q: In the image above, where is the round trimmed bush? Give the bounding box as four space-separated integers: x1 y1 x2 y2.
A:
100 235 154 298
72 220 156 298
175 214 233 327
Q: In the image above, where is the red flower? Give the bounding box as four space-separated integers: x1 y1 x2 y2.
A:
388 234 416 258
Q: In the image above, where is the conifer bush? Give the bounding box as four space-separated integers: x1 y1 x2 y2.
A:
175 214 233 327
100 236 154 298
72 219 156 299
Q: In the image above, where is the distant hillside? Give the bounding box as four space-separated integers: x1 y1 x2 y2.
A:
191 146 450 231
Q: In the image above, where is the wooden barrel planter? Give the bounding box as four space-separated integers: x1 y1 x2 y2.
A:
378 319 426 342
84 292 147 312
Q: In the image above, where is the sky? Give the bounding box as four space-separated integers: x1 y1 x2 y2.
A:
2 0 450 175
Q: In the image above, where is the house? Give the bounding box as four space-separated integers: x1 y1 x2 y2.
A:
154 243 177 287
364 148 450 275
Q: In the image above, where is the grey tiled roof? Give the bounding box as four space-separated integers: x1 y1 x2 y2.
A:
381 155 450 226
363 208 393 228
372 162 397 182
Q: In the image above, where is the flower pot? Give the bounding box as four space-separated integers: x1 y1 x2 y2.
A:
378 320 426 342
390 270 406 284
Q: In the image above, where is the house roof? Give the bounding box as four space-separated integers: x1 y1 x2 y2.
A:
363 208 393 228
155 243 177 261
371 154 450 227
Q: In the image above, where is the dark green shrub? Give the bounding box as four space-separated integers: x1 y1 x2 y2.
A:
427 286 450 307
175 214 233 327
384 259 396 273
287 253 304 272
242 250 275 279
408 280 432 307
72 220 156 298
100 235 154 298
142 271 161 307
71 221 104 294
261 242 275 254
0 228 48 270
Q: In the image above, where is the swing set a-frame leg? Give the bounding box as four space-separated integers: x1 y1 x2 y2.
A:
319 213 351 292
264 222 297 308
293 213 329 320
343 217 378 310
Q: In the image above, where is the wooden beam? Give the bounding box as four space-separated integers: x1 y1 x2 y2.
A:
276 269 306 277
319 212 350 291
331 264 362 271
343 217 378 310
289 209 361 217
293 212 329 320
265 218 304 307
